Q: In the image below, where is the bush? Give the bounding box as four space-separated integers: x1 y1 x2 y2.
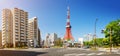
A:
103 45 109 48
90 47 98 51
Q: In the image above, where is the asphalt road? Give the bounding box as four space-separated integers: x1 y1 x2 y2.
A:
0 48 120 56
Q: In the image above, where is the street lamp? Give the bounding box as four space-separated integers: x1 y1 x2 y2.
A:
94 18 98 49
109 28 112 54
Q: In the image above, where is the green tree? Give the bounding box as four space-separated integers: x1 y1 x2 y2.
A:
102 38 109 45
83 41 89 46
54 38 63 47
103 19 120 46
96 38 103 47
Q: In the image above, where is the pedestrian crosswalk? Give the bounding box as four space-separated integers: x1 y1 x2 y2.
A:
64 52 105 56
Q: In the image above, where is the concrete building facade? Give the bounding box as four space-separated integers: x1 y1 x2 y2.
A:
2 9 13 47
2 8 28 47
28 17 39 47
1 8 41 48
44 33 58 47
0 30 2 47
49 33 57 46
44 33 50 47
38 28 41 47
78 38 83 47
12 8 28 47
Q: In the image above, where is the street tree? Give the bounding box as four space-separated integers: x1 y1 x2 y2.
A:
96 38 103 47
103 19 120 46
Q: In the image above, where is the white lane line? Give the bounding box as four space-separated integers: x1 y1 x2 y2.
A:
76 53 87 56
87 53 96 55
96 53 104 55
64 52 106 56
64 53 77 56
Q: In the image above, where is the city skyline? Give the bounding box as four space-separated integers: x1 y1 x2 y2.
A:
0 0 120 41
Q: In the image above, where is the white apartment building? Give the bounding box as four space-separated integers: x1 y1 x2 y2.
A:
44 33 50 47
49 33 57 46
28 17 39 47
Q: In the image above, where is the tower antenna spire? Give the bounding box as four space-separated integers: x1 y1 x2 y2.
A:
66 0 69 6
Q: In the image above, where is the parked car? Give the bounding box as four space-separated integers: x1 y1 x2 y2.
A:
78 45 81 48
83 46 90 49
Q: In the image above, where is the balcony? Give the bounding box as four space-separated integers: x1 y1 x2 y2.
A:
20 38 25 40
21 21 24 23
15 28 19 30
20 41 25 42
21 31 24 33
20 23 24 25
20 28 24 30
15 25 18 27
15 34 19 36
15 31 19 33
21 25 25 27
15 40 19 41
15 38 19 40
20 34 24 36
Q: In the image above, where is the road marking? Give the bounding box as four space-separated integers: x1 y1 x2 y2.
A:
96 53 104 55
64 53 77 56
87 53 96 55
76 53 86 56
64 52 106 56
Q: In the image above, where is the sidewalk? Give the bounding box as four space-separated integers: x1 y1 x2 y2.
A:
98 48 120 54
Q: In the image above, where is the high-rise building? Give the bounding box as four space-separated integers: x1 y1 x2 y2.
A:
49 33 57 46
28 17 39 47
38 28 41 47
12 8 28 47
44 33 57 47
2 8 28 47
0 30 2 47
44 33 50 47
2 9 13 47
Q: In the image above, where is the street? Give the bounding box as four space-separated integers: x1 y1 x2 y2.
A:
0 48 120 56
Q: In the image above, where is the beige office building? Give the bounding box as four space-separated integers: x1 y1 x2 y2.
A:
28 17 39 47
2 9 13 47
2 8 28 47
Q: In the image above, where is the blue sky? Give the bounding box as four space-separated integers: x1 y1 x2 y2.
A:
0 0 120 41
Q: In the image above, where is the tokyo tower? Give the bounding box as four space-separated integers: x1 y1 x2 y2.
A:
64 5 74 42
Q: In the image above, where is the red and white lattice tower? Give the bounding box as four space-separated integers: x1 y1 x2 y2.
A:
64 5 74 41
